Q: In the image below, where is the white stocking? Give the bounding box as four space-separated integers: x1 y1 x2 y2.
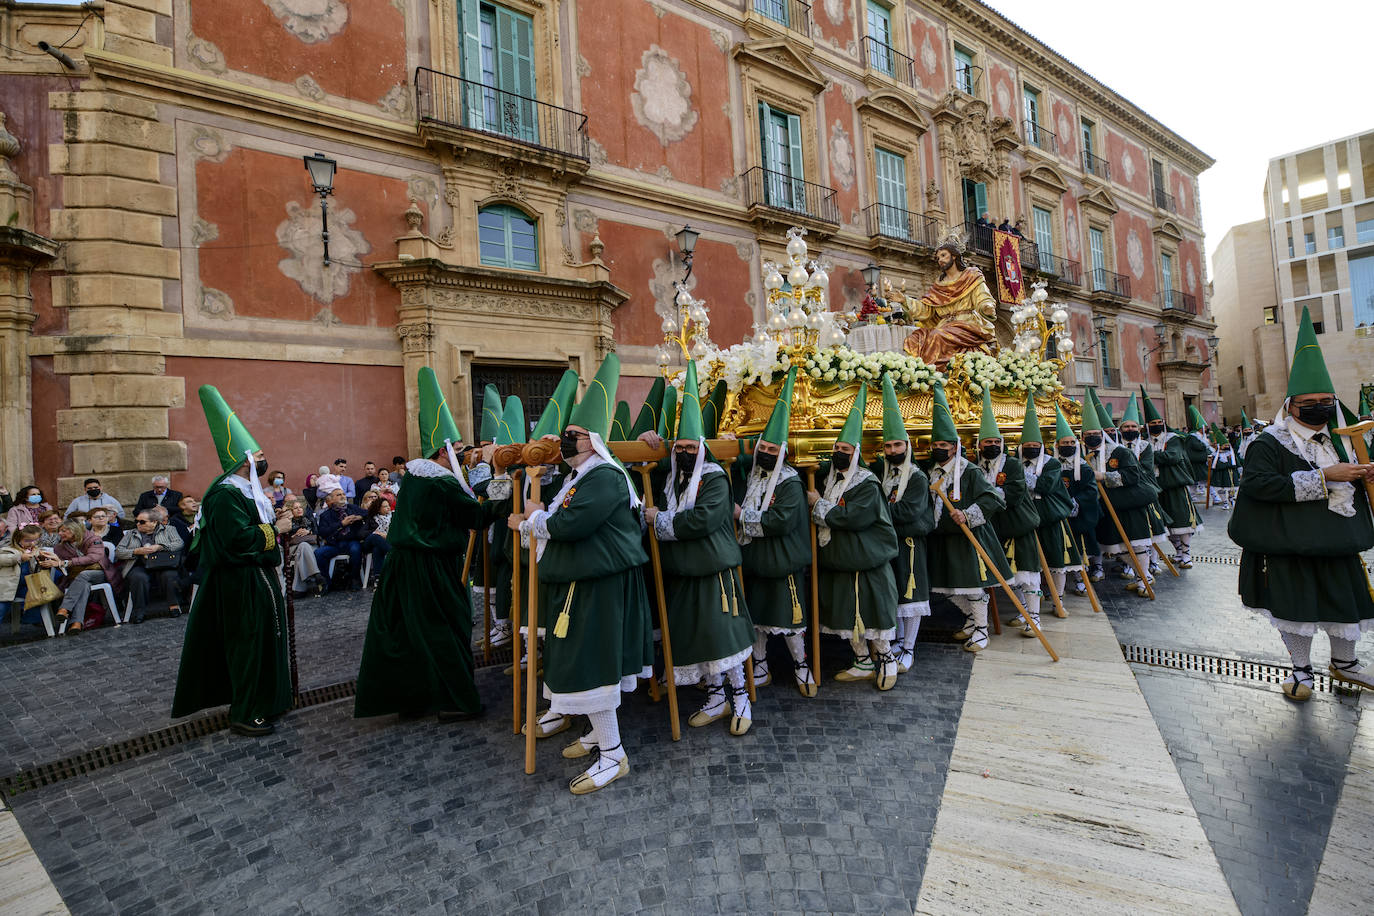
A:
586 710 622 758
1279 631 1313 671
1051 571 1067 595
784 633 807 664
901 617 921 652
869 638 891 657
1330 635 1358 664
1135 551 1153 580
752 632 769 659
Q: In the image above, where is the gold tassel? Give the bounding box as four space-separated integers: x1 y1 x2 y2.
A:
853 573 866 640
905 537 916 599
1006 538 1017 573
719 573 730 615
788 575 802 625
731 570 740 617
553 583 576 639
977 550 987 583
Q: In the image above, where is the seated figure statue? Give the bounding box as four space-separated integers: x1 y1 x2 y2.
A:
902 242 998 368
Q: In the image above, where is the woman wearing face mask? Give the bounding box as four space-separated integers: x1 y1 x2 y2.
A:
5 485 52 532
265 471 293 509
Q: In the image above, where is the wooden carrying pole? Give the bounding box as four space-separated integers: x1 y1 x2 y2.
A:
510 472 524 735
1034 534 1068 619
635 465 681 741
803 467 822 689
1333 420 1374 510
932 486 1058 662
1096 480 1155 600
481 508 493 662
1076 536 1104 614
523 470 543 774
1204 461 1214 509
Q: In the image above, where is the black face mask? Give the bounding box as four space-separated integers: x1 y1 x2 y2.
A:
1121 429 1140 442
831 451 852 471
86 488 101 498
980 444 1002 461
1022 446 1042 461
1295 402 1336 426
254 459 269 477
673 448 695 465
754 451 778 471
559 430 581 460
1084 434 1103 450
929 446 952 465
1058 445 1077 459
886 448 907 465
1148 424 1166 437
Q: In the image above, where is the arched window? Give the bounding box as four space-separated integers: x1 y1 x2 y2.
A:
477 204 538 270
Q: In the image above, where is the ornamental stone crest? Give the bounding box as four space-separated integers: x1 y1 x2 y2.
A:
276 199 371 304
939 93 1002 179
631 45 699 146
1121 149 1137 183
1126 228 1145 279
829 119 854 191
264 0 348 44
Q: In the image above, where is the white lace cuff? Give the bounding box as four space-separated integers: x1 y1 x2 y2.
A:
741 506 765 539
1292 469 1328 502
653 509 677 542
469 463 492 486
992 486 1005 500
964 504 986 528
1104 471 1123 487
526 509 550 543
812 497 837 525
517 518 531 549
486 477 512 500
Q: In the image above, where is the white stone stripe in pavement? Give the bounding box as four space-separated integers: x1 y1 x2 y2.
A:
0 805 69 915
1308 691 1374 915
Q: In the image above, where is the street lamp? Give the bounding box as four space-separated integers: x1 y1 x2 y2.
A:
675 224 700 282
861 262 881 291
303 152 337 267
1206 334 1221 364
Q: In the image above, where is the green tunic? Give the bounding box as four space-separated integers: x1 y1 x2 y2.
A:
1063 458 1101 558
1209 453 1238 488
1028 457 1082 572
982 456 1042 586
1090 444 1153 550
536 461 654 705
657 467 756 677
172 478 291 724
1150 432 1200 535
354 464 502 718
813 466 899 639
1231 429 1374 633
738 465 811 633
925 460 1012 594
1183 433 1211 484
871 457 935 613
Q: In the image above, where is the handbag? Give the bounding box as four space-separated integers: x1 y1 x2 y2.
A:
144 549 179 571
24 571 64 609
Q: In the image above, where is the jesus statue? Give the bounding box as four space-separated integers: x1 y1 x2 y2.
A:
902 243 998 368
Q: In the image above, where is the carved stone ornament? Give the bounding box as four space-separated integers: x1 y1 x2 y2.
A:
589 234 605 260
632 45 699 146
199 286 235 319
186 126 230 162
941 94 999 179
828 119 854 191
265 0 349 44
378 84 413 118
186 33 226 73
490 163 528 202
572 208 598 233
396 322 435 354
403 199 425 232
276 200 371 304
295 75 326 102
191 218 219 246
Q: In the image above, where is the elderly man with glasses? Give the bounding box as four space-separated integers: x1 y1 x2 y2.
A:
117 510 184 623
135 475 184 515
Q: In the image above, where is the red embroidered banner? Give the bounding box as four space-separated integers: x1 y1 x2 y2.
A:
993 229 1025 304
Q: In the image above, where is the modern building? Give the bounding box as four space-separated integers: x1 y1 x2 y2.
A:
0 0 1215 505
1213 129 1374 424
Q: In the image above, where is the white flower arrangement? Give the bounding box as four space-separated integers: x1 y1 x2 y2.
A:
803 347 941 392
948 350 1065 395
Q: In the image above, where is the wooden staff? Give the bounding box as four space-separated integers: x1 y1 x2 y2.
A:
1034 534 1068 619
1333 420 1374 510
1076 535 1104 614
1204 460 1214 509
987 588 1002 635
510 472 523 735
481 509 492 663
281 536 299 700
460 530 478 585
636 464 681 741
803 467 822 690
524 468 542 775
1096 480 1155 600
932 485 1058 662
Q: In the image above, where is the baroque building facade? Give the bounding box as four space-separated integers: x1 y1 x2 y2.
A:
0 0 1215 504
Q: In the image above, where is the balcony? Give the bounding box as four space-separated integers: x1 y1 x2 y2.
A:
748 0 812 37
1087 267 1131 301
861 36 916 88
1082 150 1111 182
1100 366 1122 389
957 221 1039 268
1157 289 1198 316
415 67 589 173
1152 187 1178 214
953 62 982 96
866 203 939 249
741 166 839 235
1033 251 1082 286
1023 119 1057 154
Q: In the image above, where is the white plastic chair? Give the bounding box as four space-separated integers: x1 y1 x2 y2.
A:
362 553 374 588
327 554 350 582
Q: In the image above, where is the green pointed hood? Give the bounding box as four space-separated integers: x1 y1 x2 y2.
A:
199 385 262 473
610 401 632 442
658 385 678 439
1140 386 1163 423
835 381 868 448
1359 388 1372 417
495 396 525 446
630 377 666 439
478 384 503 443
675 362 705 441
1287 305 1336 398
530 369 579 440
417 367 463 459
1120 393 1141 426
930 380 958 443
566 353 620 439
1241 408 1251 429
881 373 907 443
1053 403 1075 442
977 386 1000 440
1080 392 1103 434
760 366 796 446
1086 387 1112 430
701 380 728 439
1187 404 1206 432
1020 389 1043 444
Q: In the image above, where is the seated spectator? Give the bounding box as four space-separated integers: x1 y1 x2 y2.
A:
134 475 183 515
374 469 398 507
302 473 319 511
169 495 198 548
314 466 341 503
87 508 122 547
391 456 407 488
356 461 380 497
64 477 126 521
49 519 120 632
283 498 325 597
117 510 184 624
36 510 63 549
0 484 13 515
265 471 293 510
6 485 52 532
363 496 392 587
1 525 44 628
314 489 366 590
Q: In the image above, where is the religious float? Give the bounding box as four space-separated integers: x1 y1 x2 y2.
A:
654 226 1083 461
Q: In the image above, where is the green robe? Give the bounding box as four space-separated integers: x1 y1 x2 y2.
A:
982 455 1042 585
656 467 756 676
1183 432 1211 484
1209 452 1239 487
925 459 1012 594
1027 456 1082 572
172 478 291 724
354 465 503 718
814 465 899 639
535 461 654 703
870 456 935 612
1090 443 1153 550
1150 432 1200 535
1062 459 1100 557
738 464 811 633
1230 430 1374 631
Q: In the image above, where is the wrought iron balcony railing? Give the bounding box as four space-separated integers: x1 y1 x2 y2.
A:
861 36 916 88
957 221 1039 267
865 203 939 246
1082 150 1111 181
1158 289 1198 315
741 166 839 225
1023 119 1057 154
415 67 589 161
1088 267 1131 298
1035 252 1082 285
953 62 982 95
752 0 811 34
1153 187 1178 214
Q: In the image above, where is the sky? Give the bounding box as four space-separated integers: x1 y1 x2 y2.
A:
982 0 1370 276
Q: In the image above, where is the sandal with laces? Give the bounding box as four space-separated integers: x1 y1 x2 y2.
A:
1330 659 1374 691
962 625 989 653
793 661 818 698
1282 665 1314 702
687 683 729 727
569 743 628 795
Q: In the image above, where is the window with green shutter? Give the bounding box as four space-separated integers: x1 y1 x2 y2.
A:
478 204 539 270
866 3 893 75
874 148 908 238
758 102 805 213
1088 226 1106 290
458 1 537 143
1032 205 1054 272
962 178 987 226
1160 252 1175 307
